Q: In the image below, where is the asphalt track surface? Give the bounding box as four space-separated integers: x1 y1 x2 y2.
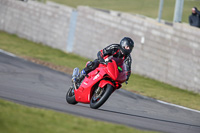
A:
0 51 200 133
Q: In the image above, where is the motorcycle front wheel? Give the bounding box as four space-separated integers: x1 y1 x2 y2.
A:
90 84 114 109
66 86 78 105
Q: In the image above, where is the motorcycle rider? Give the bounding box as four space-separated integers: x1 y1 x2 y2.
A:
76 37 134 83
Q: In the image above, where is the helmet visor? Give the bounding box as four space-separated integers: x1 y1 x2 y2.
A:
124 45 130 50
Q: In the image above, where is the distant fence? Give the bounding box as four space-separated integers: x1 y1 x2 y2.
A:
0 0 200 93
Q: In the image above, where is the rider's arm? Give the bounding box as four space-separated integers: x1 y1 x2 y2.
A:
98 44 119 61
102 44 119 58
195 7 200 15
124 55 132 81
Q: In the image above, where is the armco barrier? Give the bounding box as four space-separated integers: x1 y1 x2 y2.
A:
0 0 199 93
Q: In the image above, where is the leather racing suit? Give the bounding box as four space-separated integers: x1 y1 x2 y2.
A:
84 44 132 81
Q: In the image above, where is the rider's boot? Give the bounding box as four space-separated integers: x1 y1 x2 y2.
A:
76 69 87 83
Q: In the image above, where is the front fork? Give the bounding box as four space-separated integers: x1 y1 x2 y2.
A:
93 86 104 101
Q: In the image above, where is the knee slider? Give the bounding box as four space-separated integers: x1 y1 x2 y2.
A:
87 61 94 69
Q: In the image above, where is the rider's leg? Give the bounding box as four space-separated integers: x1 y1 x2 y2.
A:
77 59 100 82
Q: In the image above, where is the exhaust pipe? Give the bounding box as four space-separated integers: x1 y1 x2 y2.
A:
72 68 79 89
72 67 79 79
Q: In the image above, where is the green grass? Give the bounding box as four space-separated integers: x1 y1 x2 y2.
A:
0 31 200 112
48 0 200 23
124 74 200 110
0 99 156 133
0 31 88 69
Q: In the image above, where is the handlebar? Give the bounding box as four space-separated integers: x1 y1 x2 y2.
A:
104 56 113 62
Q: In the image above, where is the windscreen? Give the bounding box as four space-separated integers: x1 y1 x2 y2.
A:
112 57 127 72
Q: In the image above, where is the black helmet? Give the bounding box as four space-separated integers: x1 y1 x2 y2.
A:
120 37 134 56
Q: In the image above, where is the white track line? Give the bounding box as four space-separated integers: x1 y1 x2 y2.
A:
157 100 200 114
0 49 16 57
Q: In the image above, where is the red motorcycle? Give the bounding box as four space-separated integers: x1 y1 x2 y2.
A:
66 57 127 109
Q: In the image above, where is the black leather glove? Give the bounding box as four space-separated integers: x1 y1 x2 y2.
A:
103 49 112 56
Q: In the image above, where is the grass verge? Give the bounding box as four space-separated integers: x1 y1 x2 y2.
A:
0 99 157 133
48 0 199 23
0 31 200 111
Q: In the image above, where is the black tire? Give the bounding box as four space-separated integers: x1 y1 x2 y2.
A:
90 84 113 109
66 87 78 105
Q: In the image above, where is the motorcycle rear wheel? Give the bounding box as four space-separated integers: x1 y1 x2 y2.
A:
90 84 113 109
66 86 78 105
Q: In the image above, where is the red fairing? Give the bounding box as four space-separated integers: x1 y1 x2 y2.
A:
74 57 127 103
74 69 105 103
106 60 119 81
116 63 127 83
108 58 127 83
98 80 114 88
